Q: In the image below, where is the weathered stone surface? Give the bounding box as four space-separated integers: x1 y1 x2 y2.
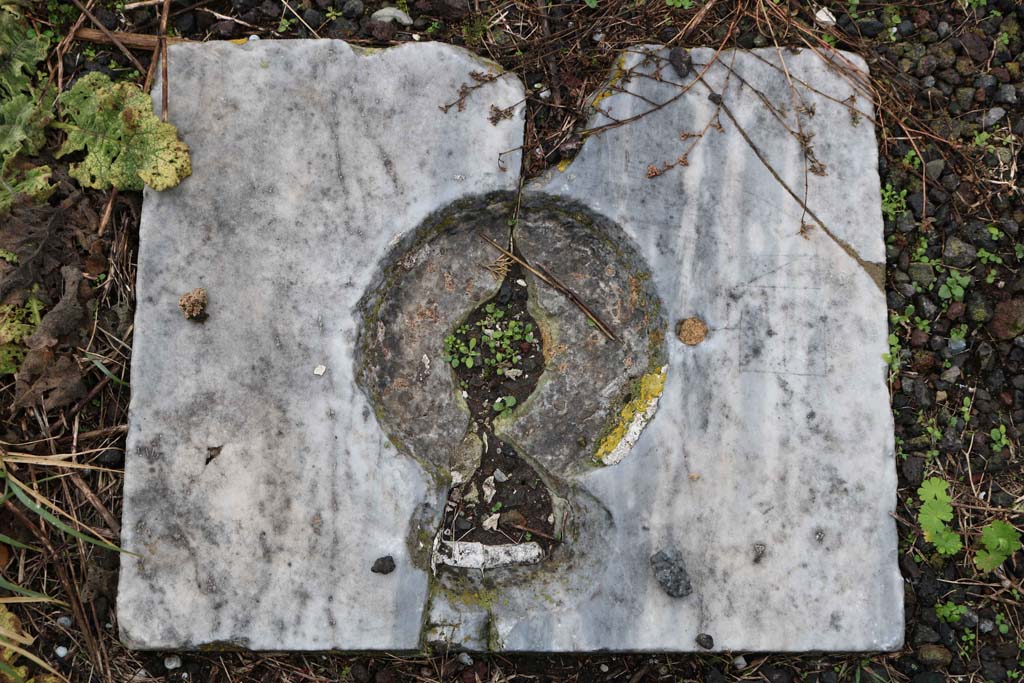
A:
464 46 901 652
124 42 901 653
120 40 524 650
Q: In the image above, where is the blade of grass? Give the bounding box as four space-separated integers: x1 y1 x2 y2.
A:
2 473 124 553
0 596 66 605
0 577 59 603
0 533 35 551
85 355 129 387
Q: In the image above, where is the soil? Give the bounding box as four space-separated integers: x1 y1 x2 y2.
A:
445 265 544 423
437 263 558 553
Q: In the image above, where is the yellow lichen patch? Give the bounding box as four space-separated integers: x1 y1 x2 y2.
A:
557 159 572 172
590 53 628 111
594 367 667 465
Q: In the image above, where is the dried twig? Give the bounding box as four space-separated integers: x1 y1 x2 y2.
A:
73 26 187 50
480 234 618 342
67 0 147 74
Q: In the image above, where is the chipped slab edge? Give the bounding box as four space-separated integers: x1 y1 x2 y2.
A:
432 538 545 571
594 366 668 465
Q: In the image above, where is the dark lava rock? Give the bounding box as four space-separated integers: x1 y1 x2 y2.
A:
917 643 952 668
966 292 994 323
94 7 118 29
857 18 885 38
433 0 469 20
908 263 936 287
211 20 238 38
326 17 357 37
924 158 945 181
342 0 364 18
371 555 396 574
173 12 196 34
991 299 1024 339
350 663 371 683
369 19 397 40
97 448 125 467
913 623 940 644
763 666 794 683
902 455 925 486
959 32 990 62
942 237 976 267
695 632 714 649
650 547 692 597
669 48 692 79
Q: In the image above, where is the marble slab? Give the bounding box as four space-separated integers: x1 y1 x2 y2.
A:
119 40 524 650
121 41 903 652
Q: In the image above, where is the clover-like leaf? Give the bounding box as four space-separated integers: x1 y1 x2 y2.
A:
55 72 191 191
974 520 1021 572
980 520 1021 554
917 477 949 502
930 527 963 556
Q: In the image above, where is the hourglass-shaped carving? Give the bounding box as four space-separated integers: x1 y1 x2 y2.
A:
355 191 667 575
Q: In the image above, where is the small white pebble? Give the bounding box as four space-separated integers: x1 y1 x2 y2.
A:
412 33 421 41
456 652 473 666
57 616 72 628
247 34 260 41
733 655 748 669
164 655 182 670
55 646 68 658
516 279 526 287
313 365 327 376
599 664 609 673
814 7 836 25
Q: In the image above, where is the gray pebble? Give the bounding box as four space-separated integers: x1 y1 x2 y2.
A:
370 7 412 25
981 107 1006 128
650 547 692 598
995 84 1017 105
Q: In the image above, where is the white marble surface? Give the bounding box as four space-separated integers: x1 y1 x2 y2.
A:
487 45 902 652
122 42 902 652
119 40 524 650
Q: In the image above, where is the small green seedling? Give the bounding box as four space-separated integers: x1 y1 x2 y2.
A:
881 183 908 222
990 424 1010 452
938 271 970 303
917 477 962 556
936 601 967 623
974 520 1020 572
492 395 518 414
